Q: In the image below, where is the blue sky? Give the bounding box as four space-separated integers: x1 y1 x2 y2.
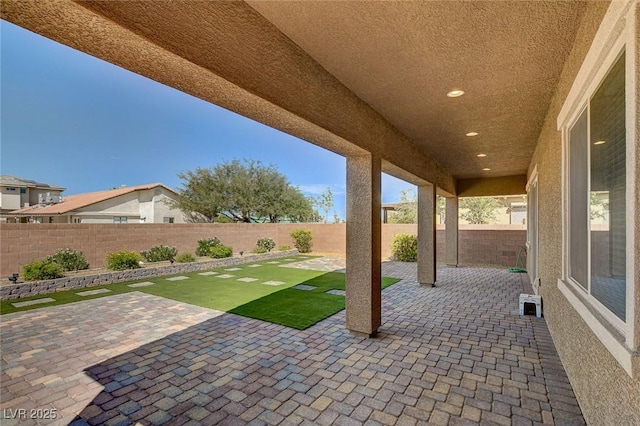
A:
0 21 414 220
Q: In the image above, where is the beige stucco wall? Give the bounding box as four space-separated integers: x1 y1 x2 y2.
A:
71 189 185 223
0 189 21 211
528 1 640 423
151 189 185 223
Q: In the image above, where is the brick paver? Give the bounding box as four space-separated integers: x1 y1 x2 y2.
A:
0 259 585 425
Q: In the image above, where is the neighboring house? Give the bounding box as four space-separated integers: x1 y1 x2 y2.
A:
382 195 528 225
0 175 65 215
7 183 185 224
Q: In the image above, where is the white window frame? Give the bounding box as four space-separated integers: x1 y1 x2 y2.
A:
557 0 637 376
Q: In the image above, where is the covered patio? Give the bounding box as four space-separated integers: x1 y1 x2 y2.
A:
0 261 583 425
2 0 638 422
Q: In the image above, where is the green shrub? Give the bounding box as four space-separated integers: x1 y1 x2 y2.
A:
391 234 418 262
251 246 268 254
106 251 142 270
140 245 177 262
290 229 312 253
196 238 221 256
175 252 196 263
278 245 292 251
47 248 89 272
256 237 276 252
22 260 63 281
210 244 233 259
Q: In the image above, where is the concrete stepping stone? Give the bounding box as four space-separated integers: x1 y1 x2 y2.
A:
237 277 259 282
284 258 296 261
166 276 189 281
293 284 316 291
266 261 281 264
12 297 55 308
128 281 155 288
326 289 346 296
77 289 112 296
225 268 242 271
216 274 235 279
248 264 263 268
198 272 218 276
263 281 286 286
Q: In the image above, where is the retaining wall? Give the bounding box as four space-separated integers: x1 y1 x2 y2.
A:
1 249 298 301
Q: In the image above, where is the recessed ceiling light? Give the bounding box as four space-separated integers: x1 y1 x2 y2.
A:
447 89 465 98
466 132 478 137
483 168 491 171
477 153 487 157
594 140 606 145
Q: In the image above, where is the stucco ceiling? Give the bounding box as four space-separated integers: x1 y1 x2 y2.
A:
1 0 589 187
247 1 588 179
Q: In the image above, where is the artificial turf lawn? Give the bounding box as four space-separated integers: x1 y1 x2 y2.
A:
230 274 400 330
0 256 401 330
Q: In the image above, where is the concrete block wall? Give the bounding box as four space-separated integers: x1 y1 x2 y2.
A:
0 223 526 277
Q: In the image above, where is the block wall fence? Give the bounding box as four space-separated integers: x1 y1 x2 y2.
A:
0 223 527 277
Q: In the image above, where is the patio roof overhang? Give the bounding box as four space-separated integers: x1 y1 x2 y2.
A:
0 0 592 335
0 1 586 196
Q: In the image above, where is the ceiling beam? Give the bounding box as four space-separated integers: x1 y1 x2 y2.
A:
457 175 527 197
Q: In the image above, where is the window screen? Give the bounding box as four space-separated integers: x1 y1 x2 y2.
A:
569 109 589 289
589 55 626 320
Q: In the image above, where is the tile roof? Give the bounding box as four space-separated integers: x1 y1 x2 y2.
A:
9 183 176 216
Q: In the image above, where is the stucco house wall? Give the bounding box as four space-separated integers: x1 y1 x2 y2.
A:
32 187 187 224
0 188 22 211
73 194 184 223
529 1 640 422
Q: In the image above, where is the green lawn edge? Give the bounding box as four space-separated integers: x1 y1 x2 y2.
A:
1 256 402 331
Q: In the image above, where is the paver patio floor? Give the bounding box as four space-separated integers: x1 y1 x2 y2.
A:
0 260 584 425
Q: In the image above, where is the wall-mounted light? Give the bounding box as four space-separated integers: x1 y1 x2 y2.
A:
447 89 465 98
466 132 478 137
594 140 606 145
477 154 487 157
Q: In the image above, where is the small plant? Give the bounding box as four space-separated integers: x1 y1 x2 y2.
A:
106 251 142 270
391 234 418 262
22 259 63 281
256 237 276 252
175 252 196 263
290 229 312 253
210 244 233 259
140 245 178 262
47 248 89 272
278 245 292 251
196 238 222 256
251 246 268 254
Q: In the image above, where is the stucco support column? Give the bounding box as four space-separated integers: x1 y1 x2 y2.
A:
418 183 436 286
345 153 382 336
445 197 459 266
